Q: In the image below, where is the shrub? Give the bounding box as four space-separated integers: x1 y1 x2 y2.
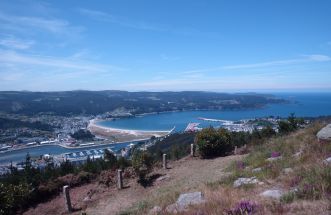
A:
131 150 154 184
195 127 233 158
227 200 258 215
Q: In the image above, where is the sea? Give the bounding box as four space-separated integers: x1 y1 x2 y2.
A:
1 92 331 164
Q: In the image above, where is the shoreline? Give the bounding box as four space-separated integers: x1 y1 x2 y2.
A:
90 118 175 133
88 119 174 142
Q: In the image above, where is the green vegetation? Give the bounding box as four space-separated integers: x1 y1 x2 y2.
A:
0 152 130 215
0 91 286 116
216 121 331 206
131 150 154 186
0 114 317 214
71 129 95 141
195 127 233 158
278 113 305 134
0 117 53 131
149 132 195 161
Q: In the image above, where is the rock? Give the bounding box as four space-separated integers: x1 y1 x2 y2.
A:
260 189 283 199
166 192 205 213
252 167 262 173
323 156 331 164
177 192 205 208
233 177 263 188
83 196 91 202
283 168 293 174
266 156 282 162
317 124 331 142
148 206 162 215
293 151 303 158
156 175 170 182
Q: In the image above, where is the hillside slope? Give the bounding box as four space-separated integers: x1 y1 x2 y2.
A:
24 123 331 215
0 91 285 116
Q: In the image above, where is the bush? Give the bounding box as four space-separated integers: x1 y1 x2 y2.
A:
195 127 233 158
131 150 154 184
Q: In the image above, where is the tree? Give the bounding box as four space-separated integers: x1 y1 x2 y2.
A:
278 120 293 134
195 127 232 158
260 126 276 138
104 149 117 168
131 150 153 184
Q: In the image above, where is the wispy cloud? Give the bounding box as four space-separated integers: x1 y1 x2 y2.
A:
0 36 35 50
305 54 331 62
125 73 331 91
0 11 84 36
78 8 166 31
222 55 331 70
0 50 125 74
178 54 331 75
77 8 218 37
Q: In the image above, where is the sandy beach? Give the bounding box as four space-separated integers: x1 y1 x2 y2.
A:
87 119 173 142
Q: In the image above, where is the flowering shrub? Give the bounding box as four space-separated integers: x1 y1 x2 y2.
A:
236 161 246 170
271 151 281 158
297 183 321 200
289 175 302 187
227 200 258 215
195 127 232 158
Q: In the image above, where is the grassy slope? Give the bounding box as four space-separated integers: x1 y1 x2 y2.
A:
120 122 331 215
23 123 331 215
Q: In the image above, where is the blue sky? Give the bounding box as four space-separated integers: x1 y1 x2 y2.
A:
0 0 331 92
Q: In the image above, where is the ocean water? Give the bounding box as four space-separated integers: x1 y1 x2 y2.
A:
1 92 331 164
98 92 331 131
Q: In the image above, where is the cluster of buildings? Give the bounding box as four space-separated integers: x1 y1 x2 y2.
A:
0 114 96 152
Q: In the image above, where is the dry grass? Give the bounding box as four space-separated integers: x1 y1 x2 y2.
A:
27 122 331 215
128 122 331 214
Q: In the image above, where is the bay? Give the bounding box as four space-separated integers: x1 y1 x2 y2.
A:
1 92 331 164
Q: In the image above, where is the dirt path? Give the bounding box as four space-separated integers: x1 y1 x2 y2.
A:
86 155 243 215
23 155 244 215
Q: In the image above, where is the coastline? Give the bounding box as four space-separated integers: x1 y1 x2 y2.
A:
88 118 174 142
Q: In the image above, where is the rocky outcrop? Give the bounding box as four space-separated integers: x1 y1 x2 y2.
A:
317 124 331 142
260 189 284 199
165 192 205 213
233 177 264 188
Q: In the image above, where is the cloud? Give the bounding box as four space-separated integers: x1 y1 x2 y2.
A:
78 8 166 31
0 36 35 50
178 54 331 75
77 8 218 38
306 54 331 62
124 73 331 91
0 72 23 81
0 50 125 74
0 11 84 36
222 55 331 70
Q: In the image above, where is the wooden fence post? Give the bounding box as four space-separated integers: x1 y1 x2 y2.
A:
163 154 167 169
190 144 195 157
63 185 72 212
117 169 123 189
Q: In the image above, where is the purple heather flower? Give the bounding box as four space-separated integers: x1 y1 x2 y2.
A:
227 200 258 215
236 161 245 169
271 151 281 158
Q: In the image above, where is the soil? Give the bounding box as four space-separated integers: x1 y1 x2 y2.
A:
23 154 243 215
